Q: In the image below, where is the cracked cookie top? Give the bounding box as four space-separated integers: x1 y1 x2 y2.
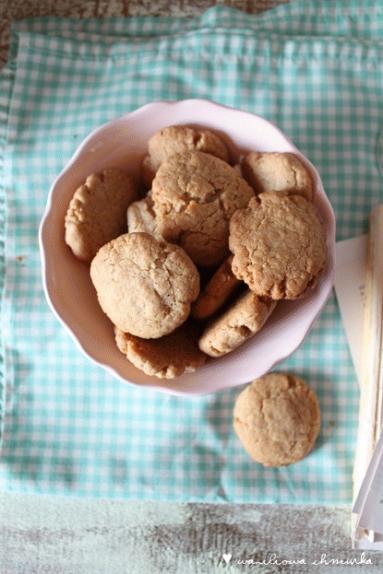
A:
141 125 230 187
90 232 200 338
229 192 327 299
115 322 206 379
65 168 137 262
152 151 254 267
233 372 320 466
242 152 313 200
198 290 276 357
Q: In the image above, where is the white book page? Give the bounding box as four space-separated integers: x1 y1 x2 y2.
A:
356 430 383 535
334 235 367 386
354 430 383 514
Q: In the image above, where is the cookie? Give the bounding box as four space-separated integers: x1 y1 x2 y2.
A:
90 232 200 338
233 164 242 176
115 322 207 379
142 125 230 187
198 291 276 357
242 152 313 201
127 193 161 239
233 373 320 466
65 168 137 262
142 155 157 189
152 151 254 267
192 256 241 320
229 192 327 299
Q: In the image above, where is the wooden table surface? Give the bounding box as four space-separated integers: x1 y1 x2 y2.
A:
1 1 381 572
1 493 382 574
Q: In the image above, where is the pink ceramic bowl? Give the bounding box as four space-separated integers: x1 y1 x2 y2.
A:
39 100 335 396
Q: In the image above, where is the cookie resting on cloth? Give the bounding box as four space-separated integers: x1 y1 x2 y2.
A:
233 373 320 466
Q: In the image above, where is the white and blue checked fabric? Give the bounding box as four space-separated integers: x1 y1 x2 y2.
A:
0 0 382 502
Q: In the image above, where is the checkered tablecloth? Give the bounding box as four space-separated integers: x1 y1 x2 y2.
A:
0 0 382 502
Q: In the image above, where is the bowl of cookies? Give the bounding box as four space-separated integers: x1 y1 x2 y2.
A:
39 99 335 395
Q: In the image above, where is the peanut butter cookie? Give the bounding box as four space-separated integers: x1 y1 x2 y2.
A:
192 256 241 320
142 125 230 187
65 168 137 262
242 152 313 200
233 373 320 466
90 232 200 338
152 151 254 267
127 193 161 239
229 192 327 299
198 291 276 357
115 322 207 379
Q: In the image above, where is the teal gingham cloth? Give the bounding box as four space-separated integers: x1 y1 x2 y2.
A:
0 0 382 502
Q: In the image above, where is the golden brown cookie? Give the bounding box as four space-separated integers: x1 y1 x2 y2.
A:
233 373 320 466
152 151 254 267
127 193 161 239
192 256 241 320
90 232 200 338
65 168 137 262
242 152 313 201
115 323 207 379
229 192 327 299
141 125 230 187
141 155 157 189
233 163 242 176
198 291 276 357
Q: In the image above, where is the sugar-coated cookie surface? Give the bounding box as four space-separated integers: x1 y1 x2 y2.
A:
198 291 276 357
90 232 200 338
229 192 327 299
142 125 230 187
115 323 207 379
65 168 137 262
192 256 241 320
152 151 254 267
242 152 313 201
233 373 320 466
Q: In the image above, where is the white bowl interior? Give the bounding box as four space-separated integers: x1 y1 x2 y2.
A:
40 100 335 395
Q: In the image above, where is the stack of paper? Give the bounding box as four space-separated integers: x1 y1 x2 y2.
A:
335 206 383 549
353 430 383 548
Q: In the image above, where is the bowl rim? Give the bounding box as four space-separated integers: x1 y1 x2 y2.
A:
39 98 336 396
